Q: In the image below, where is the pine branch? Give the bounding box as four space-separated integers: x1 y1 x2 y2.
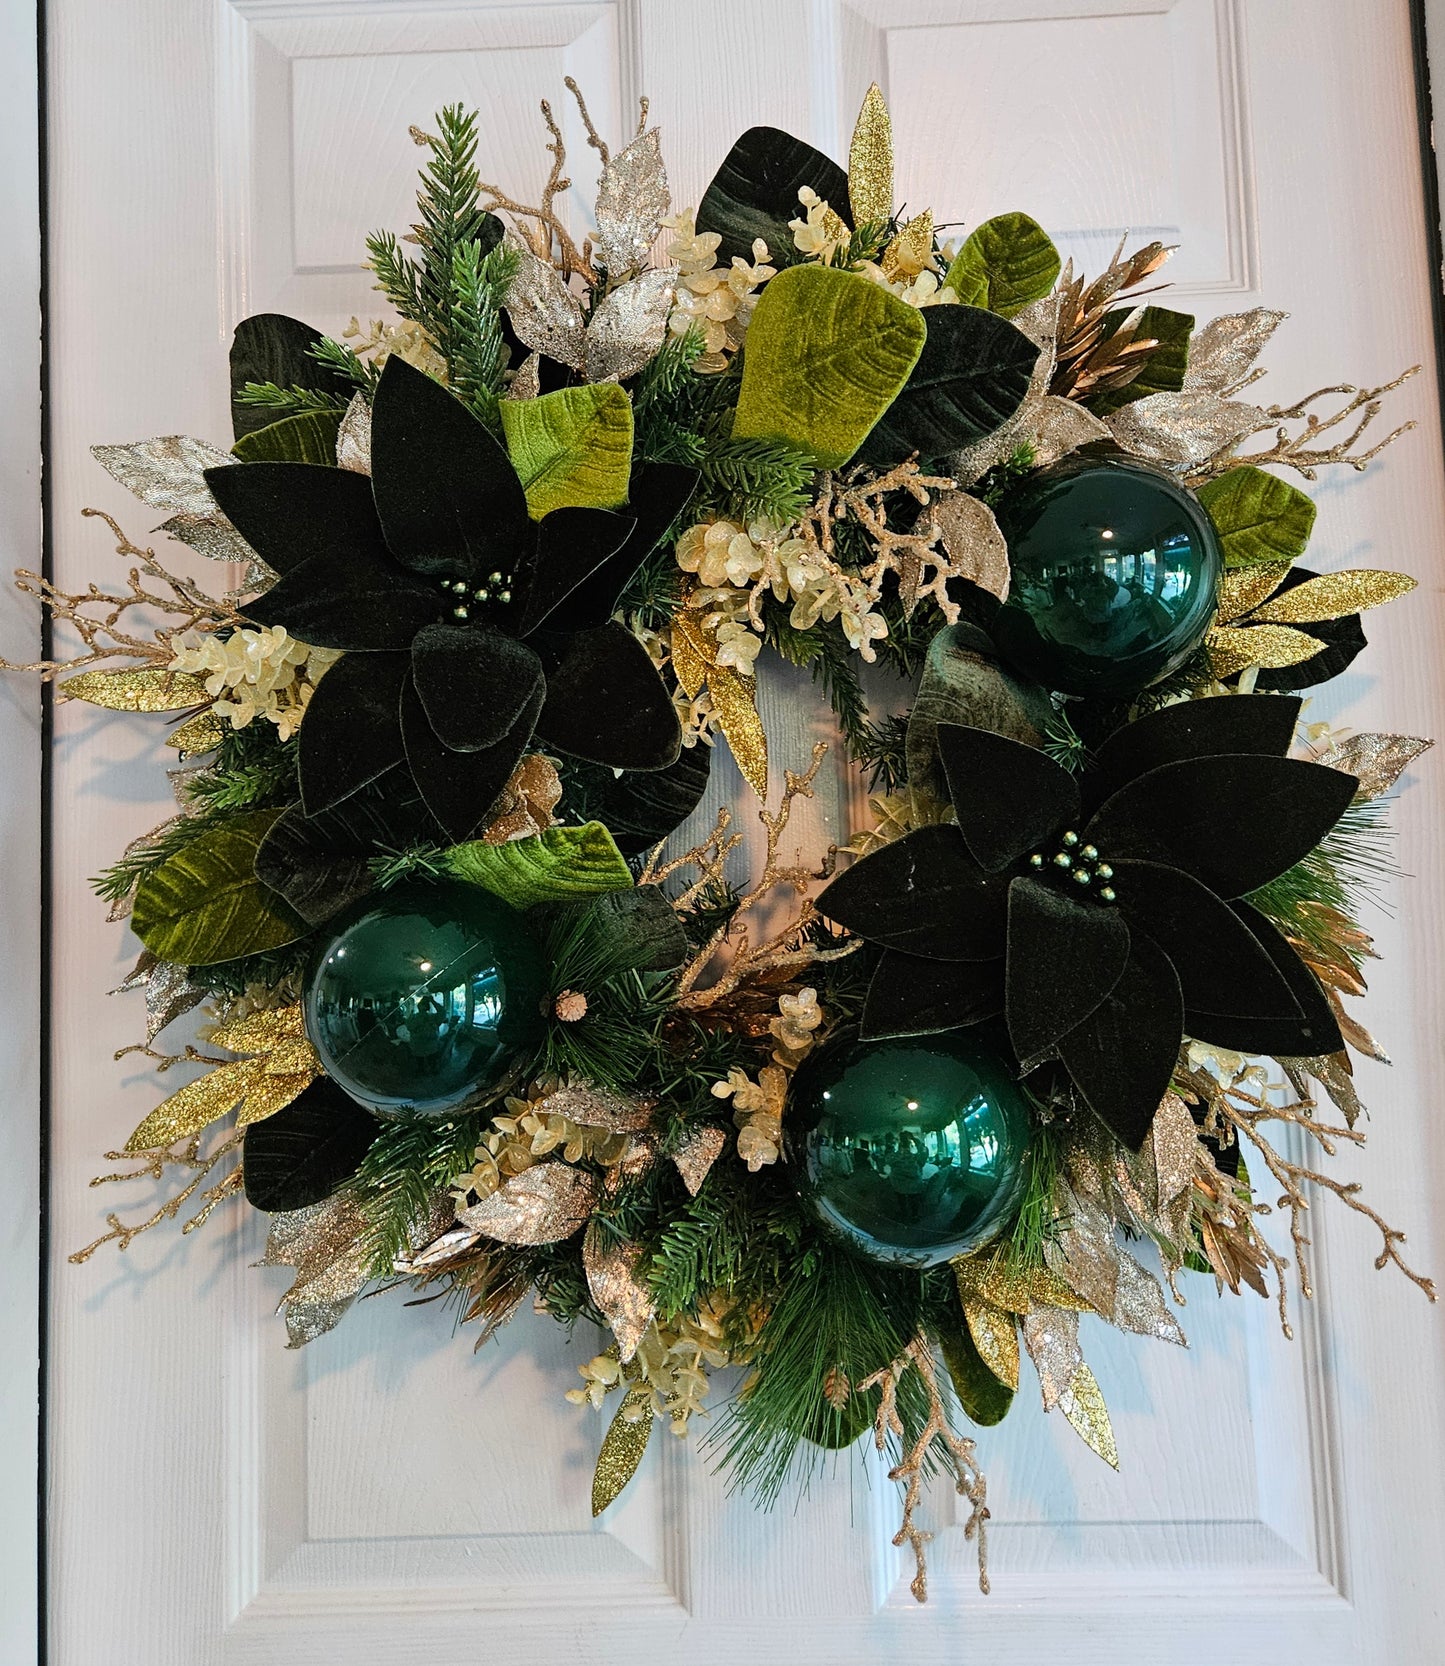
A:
448 239 519 427
310 335 380 394
234 382 350 416
350 1114 484 1278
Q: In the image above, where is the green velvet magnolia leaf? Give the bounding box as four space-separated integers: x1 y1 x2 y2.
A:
229 312 351 440
696 125 851 268
444 821 633 908
733 265 925 468
1090 306 1195 416
859 304 1041 466
938 1307 1015 1427
243 1078 379 1212
130 808 310 966
232 408 344 465
943 213 1061 317
1197 464 1317 568
500 384 634 518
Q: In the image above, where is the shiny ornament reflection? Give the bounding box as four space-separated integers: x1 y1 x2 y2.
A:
303 878 546 1119
786 1031 1032 1268
992 455 1222 697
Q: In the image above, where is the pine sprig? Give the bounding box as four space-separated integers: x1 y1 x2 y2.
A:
350 1114 484 1278
233 382 350 416
448 238 519 426
698 435 816 525
310 335 380 394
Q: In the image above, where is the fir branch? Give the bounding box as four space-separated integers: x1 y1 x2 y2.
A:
698 435 815 525
234 382 350 415
448 238 519 426
310 335 380 394
854 712 912 793
350 1114 484 1278
763 600 872 760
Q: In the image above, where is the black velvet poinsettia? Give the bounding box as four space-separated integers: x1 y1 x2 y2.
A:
206 356 696 841
817 695 1359 1147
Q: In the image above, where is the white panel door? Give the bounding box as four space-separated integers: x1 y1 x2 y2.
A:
44 1 1445 1660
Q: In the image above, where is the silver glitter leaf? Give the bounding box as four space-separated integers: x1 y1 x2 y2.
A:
507 351 542 401
932 490 1010 600
584 267 677 383
92 436 234 517
1106 391 1265 470
673 1125 727 1196
394 1223 480 1275
1112 1250 1187 1345
1314 732 1433 801
948 300 1057 485
1185 308 1287 395
1152 1091 1202 1212
110 950 157 995
1031 394 1111 467
459 1161 598 1245
160 509 257 569
504 234 585 369
594 129 670 278
144 959 207 1042
259 1195 373 1348
336 393 372 475
583 1222 656 1363
1043 1187 1119 1317
283 1294 358 1349
1022 1304 1082 1411
538 1084 653 1134
259 1200 331 1268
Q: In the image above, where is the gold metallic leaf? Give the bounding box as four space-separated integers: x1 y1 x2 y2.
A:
707 661 769 798
932 490 1010 603
955 1251 1093 1317
1059 1363 1119 1468
881 210 933 283
236 1069 312 1128
594 129 671 277
1315 732 1433 801
673 1125 727 1196
124 1057 260 1152
540 1084 653 1134
209 1005 304 1055
583 1223 656 1363
1206 622 1324 676
459 1161 598 1245
60 667 210 713
963 1297 1019 1391
263 1036 319 1077
847 82 894 224
669 611 710 699
1215 562 1291 623
1335 1008 1391 1065
591 1385 652 1516
166 709 227 755
1249 568 1416 624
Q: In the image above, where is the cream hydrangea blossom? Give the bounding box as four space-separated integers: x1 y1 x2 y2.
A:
566 1303 735 1435
168 626 340 741
663 212 776 372
789 186 847 262
790 188 959 309
342 315 447 381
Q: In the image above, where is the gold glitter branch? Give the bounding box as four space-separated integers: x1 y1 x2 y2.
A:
0 509 241 682
1189 368 1420 483
477 97 593 280
860 1336 990 1603
70 1129 245 1264
799 462 960 620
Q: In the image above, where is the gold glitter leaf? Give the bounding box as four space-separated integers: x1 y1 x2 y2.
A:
672 1125 727 1196
209 1005 304 1054
707 661 769 798
955 1251 1093 1317
1059 1363 1119 1469
1250 569 1416 624
1206 622 1324 676
932 491 1010 603
583 1223 656 1362
459 1161 598 1245
881 210 933 284
60 667 210 713
591 1385 652 1516
963 1297 1020 1391
540 1084 653 1134
235 1069 312 1128
1315 732 1433 800
263 1036 319 1077
124 1058 260 1152
1215 562 1291 623
166 709 227 754
669 611 709 700
848 83 894 224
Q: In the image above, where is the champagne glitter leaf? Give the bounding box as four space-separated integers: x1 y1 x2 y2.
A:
672 1125 727 1196
847 83 894 225
504 234 585 369
1249 568 1416 623
540 1084 653 1134
166 709 227 755
1111 1250 1187 1345
584 267 677 384
1314 732 1434 801
1022 1305 1082 1411
932 490 1010 602
707 659 769 799
91 435 234 517
1106 390 1264 469
335 393 372 475
60 668 211 713
459 1162 599 1245
1059 1362 1119 1469
583 1223 656 1362
594 129 670 277
141 959 207 1042
963 1296 1020 1391
1185 308 1287 395
592 1384 652 1515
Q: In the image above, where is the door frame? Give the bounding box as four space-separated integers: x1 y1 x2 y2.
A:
8 3 1445 1660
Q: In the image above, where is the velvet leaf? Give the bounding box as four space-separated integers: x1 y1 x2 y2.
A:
861 949 1003 1040
229 312 351 440
241 544 441 651
533 622 681 769
1005 877 1130 1066
695 125 851 268
410 622 544 751
205 461 394 578
231 409 343 466
500 383 634 519
1086 693 1301 806
937 722 1080 872
549 463 699 632
295 650 408 815
519 507 637 637
1185 902 1345 1057
243 1078 379 1212
400 672 540 843
559 746 711 856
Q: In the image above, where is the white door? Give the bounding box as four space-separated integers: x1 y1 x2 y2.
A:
41 1 1445 1660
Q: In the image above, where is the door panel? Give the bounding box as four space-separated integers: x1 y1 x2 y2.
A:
46 2 1445 1660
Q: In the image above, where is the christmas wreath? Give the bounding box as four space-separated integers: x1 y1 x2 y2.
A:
11 84 1436 1598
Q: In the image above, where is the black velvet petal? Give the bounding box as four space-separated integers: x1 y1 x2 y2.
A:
205 462 393 577
1056 930 1184 1149
296 650 408 815
1249 568 1369 692
1111 858 1304 1020
518 507 637 636
544 463 699 632
410 622 544 751
369 356 530 580
560 747 712 857
1085 755 1358 898
533 622 681 769
242 546 441 651
400 672 539 843
1086 693 1302 807
229 313 354 441
243 1078 379 1212
861 949 1003 1040
1005 877 1130 1067
815 825 1008 962
937 723 1081 872
1184 902 1345 1057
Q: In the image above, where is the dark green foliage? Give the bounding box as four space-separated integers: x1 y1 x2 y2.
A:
972 443 1038 510
349 1113 486 1277
190 938 314 1001
1041 705 1092 774
854 712 911 793
448 238 520 427
243 1079 379 1212
697 435 816 525
1089 306 1194 416
310 335 380 395
234 382 349 417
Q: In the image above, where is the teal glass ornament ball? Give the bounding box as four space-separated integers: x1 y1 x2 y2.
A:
991 456 1222 697
786 1031 1033 1268
303 878 547 1120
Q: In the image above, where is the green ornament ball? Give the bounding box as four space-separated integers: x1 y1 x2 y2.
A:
786 1031 1033 1269
303 878 547 1120
991 455 1222 698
